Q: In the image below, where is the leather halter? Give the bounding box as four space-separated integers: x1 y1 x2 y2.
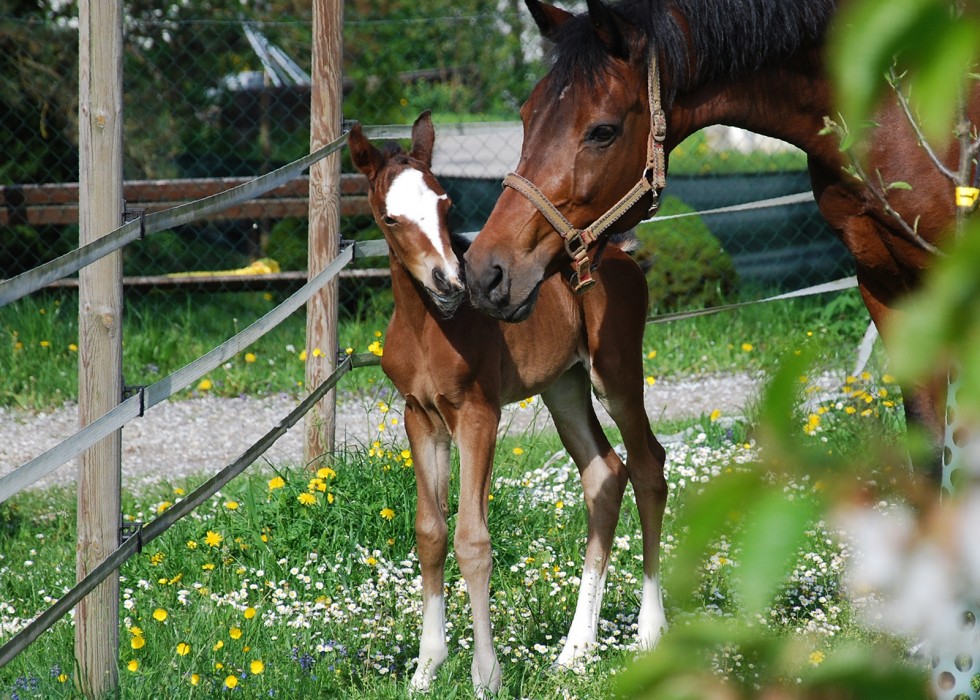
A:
502 54 667 293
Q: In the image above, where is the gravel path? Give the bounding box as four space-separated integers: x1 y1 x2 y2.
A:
1 371 836 493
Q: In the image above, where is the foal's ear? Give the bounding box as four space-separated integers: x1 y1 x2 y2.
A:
348 122 384 180
586 0 630 60
409 110 435 167
525 0 574 42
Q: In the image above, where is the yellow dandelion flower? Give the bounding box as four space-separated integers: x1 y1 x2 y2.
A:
156 501 172 514
844 406 857 415
299 349 308 361
809 650 825 666
555 500 564 510
244 352 257 364
268 476 286 491
153 608 168 622
68 343 78 352
366 556 378 566
512 446 524 456
345 347 354 355
224 500 239 510
741 342 753 352
709 409 721 422
647 350 657 359
225 675 238 689
298 492 317 506
374 330 382 338
177 642 191 656
202 562 215 571
380 507 395 520
197 378 213 392
317 466 337 479
860 408 873 417
250 659 265 675
244 607 257 620
57 673 68 683
190 674 200 686
882 373 896 384
327 493 335 504
174 487 185 495
39 340 51 348
313 347 323 358
213 640 224 651
229 627 243 640
646 376 656 385
131 636 146 650
205 530 224 547
378 402 389 413
127 659 139 672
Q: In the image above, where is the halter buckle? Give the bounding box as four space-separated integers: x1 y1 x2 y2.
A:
565 230 597 294
652 108 667 142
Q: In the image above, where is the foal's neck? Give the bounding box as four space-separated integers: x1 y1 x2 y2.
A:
387 252 442 329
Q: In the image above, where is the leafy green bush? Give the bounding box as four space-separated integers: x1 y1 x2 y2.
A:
632 196 737 312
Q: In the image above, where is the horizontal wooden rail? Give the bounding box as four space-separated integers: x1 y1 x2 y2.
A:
0 173 371 226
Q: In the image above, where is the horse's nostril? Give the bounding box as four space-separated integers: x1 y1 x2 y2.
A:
487 264 508 304
432 268 449 294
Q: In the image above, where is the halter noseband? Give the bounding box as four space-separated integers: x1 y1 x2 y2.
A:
502 53 667 293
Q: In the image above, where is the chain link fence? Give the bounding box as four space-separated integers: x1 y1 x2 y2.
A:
0 2 852 319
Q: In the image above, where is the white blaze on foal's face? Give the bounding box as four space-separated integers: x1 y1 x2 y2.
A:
384 168 455 270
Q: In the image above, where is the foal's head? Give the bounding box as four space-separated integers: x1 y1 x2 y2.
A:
349 112 465 315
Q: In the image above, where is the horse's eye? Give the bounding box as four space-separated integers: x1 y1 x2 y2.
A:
382 214 398 227
587 124 619 146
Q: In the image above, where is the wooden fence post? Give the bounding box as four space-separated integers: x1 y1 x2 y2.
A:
76 0 123 695
305 0 343 465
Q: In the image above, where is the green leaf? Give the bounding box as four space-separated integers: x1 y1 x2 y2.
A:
908 17 980 142
664 470 762 611
886 181 913 191
828 0 937 127
734 487 820 616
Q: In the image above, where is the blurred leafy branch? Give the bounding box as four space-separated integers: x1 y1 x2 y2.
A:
619 0 979 697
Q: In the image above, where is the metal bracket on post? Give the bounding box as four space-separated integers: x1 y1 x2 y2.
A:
119 517 143 554
123 385 146 417
122 201 146 239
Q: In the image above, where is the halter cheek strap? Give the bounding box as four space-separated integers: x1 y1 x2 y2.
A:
502 53 667 293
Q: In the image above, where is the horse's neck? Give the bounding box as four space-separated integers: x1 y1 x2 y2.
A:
388 255 436 330
669 55 842 171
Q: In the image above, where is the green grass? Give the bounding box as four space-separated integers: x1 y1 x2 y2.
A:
0 369 911 698
0 287 874 412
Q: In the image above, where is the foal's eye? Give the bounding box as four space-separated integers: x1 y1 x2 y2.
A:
382 214 398 227
587 124 619 146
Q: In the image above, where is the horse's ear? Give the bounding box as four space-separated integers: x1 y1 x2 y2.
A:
409 110 435 167
586 0 630 60
525 0 574 41
348 122 384 180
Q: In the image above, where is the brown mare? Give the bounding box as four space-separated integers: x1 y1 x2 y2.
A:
348 113 667 694
464 0 980 477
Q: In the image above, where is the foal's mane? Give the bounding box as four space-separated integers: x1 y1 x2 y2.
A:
547 0 836 100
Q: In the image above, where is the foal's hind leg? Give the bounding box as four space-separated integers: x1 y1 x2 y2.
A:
589 347 669 650
541 367 629 667
404 399 452 692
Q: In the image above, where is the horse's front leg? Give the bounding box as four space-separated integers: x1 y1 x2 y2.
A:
542 368 629 667
448 399 502 696
405 399 452 693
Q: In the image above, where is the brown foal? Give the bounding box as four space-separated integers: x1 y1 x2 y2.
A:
348 112 667 694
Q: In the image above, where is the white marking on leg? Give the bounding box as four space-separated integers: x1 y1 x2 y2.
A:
385 169 453 265
556 566 606 667
411 593 448 692
637 574 667 650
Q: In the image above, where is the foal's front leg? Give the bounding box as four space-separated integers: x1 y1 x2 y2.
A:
448 399 503 696
405 400 452 692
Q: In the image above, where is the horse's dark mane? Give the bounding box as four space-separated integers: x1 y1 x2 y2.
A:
547 0 836 100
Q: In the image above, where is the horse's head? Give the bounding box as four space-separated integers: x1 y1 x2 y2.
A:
349 112 466 315
465 0 661 321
